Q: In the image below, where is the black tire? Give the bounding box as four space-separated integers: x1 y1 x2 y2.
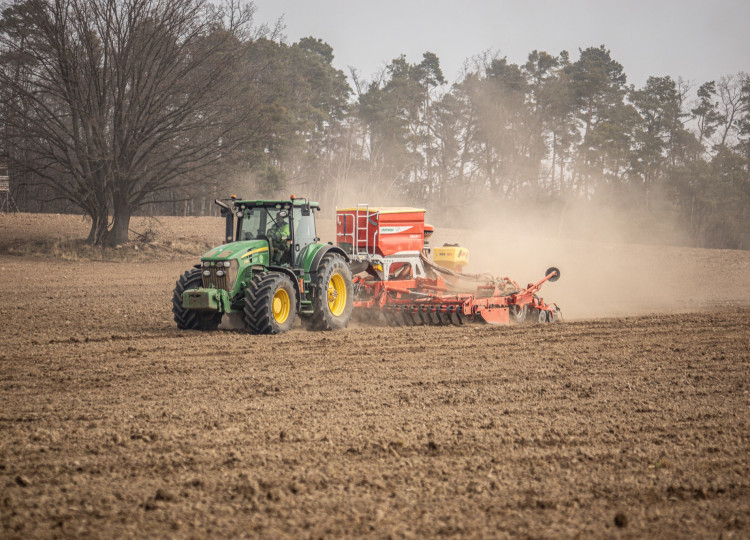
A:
243 272 297 334
309 253 353 331
172 269 223 331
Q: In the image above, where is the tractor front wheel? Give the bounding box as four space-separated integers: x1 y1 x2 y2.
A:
243 272 297 334
309 253 353 331
172 269 223 331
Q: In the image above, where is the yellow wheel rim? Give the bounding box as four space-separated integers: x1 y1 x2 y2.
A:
327 273 347 317
272 288 290 324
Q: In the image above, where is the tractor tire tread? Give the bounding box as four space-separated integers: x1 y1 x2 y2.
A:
243 272 296 334
309 253 353 331
172 269 222 331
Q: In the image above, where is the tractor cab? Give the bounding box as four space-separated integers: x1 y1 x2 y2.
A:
229 198 319 267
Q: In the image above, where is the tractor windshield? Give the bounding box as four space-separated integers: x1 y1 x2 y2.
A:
238 206 290 242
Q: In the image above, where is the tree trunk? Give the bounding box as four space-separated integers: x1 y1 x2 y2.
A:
107 197 131 246
87 210 110 245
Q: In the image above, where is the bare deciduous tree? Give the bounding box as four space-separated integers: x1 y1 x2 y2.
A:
0 0 259 244
715 73 745 149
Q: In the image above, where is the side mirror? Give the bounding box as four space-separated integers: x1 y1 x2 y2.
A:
302 203 311 216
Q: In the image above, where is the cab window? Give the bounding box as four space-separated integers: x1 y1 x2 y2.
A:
293 207 316 247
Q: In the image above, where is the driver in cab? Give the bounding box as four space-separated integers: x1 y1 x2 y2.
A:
268 212 290 264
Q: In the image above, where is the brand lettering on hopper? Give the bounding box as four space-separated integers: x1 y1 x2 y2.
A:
379 226 412 234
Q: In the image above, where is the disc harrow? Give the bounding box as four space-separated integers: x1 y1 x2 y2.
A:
383 303 467 326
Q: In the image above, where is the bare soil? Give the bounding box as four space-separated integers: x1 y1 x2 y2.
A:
1 213 749 538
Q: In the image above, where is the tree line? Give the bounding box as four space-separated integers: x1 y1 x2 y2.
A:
1 0 748 248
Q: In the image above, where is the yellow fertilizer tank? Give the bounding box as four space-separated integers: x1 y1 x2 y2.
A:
432 244 469 272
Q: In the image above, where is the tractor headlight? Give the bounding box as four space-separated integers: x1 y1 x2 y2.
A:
222 261 231 267
216 270 225 277
202 261 210 268
202 270 210 276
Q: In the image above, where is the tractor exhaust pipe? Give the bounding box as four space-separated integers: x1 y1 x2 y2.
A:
215 199 234 244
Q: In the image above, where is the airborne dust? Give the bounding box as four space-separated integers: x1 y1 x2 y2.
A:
325 185 750 320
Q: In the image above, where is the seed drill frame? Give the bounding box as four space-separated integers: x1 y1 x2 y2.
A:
336 205 561 326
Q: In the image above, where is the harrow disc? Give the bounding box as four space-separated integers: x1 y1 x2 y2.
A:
384 306 407 326
545 267 561 282
448 307 465 326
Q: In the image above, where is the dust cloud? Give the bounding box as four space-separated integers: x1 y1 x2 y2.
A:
318 193 750 320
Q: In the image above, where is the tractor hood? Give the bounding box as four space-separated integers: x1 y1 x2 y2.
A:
201 240 269 263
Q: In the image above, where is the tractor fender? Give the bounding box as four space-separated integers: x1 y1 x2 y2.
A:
266 265 301 310
309 245 349 275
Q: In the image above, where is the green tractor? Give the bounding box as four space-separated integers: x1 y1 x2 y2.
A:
172 196 353 334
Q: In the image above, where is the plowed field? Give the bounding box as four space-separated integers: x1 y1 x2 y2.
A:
1 214 749 538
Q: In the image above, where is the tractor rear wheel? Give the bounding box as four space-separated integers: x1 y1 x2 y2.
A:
172 269 223 331
243 272 297 334
309 253 353 331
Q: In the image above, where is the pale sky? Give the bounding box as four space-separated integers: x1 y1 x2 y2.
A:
252 0 749 89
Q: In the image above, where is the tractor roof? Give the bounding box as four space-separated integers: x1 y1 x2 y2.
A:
234 199 320 208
